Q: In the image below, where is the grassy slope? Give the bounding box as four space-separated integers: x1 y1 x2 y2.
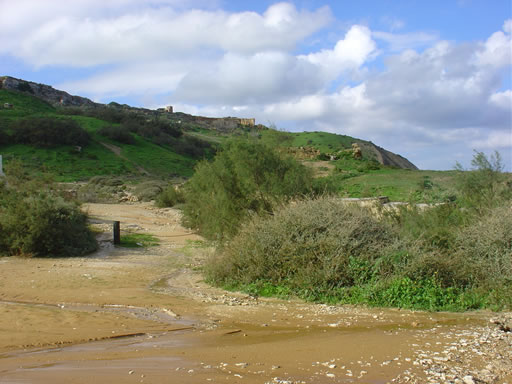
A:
0 90 196 180
0 88 458 199
290 131 356 152
338 169 457 201
280 131 457 202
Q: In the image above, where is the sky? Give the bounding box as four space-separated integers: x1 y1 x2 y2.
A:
0 0 511 170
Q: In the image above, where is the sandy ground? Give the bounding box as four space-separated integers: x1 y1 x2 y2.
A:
0 202 510 384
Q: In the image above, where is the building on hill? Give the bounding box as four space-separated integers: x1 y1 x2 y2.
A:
239 118 255 127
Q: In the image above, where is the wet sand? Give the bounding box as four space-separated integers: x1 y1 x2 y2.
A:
0 203 510 383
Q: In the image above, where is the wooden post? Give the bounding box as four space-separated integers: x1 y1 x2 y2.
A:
113 221 120 245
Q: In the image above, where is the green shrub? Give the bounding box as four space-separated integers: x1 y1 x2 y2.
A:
17 81 34 94
0 126 9 146
451 206 512 289
98 125 135 144
182 139 314 240
11 117 90 148
156 185 185 207
0 192 97 257
206 197 395 291
455 150 511 215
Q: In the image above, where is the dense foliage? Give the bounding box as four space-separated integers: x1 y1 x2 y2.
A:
0 162 97 257
206 151 512 311
156 185 185 208
10 117 90 147
207 198 396 291
182 139 315 240
98 125 136 144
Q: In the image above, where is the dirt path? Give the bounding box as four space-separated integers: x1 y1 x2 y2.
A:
99 142 151 176
0 203 510 384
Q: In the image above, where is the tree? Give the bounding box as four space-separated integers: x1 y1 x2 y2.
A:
455 150 511 215
182 139 314 240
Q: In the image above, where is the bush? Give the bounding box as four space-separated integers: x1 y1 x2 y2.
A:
11 117 90 147
98 125 135 144
455 150 511 215
0 126 10 146
133 180 165 202
182 140 314 240
0 192 97 257
0 160 97 257
156 185 185 207
202 150 512 310
206 197 395 291
452 206 512 289
17 81 34 94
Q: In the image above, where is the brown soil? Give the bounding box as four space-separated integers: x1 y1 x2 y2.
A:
0 203 510 384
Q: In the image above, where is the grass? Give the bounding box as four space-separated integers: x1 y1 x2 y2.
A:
289 131 357 153
0 142 133 181
120 135 196 177
0 91 200 180
0 89 56 119
118 233 160 248
337 169 458 202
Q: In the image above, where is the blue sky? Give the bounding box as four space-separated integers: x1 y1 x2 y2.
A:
0 0 510 170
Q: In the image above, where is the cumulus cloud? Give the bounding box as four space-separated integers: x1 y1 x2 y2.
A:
172 51 324 105
473 19 512 68
58 61 188 100
471 131 512 150
489 90 512 109
301 25 377 79
0 1 510 170
0 1 331 67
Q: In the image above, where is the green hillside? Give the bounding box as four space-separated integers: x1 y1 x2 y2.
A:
0 87 462 203
0 90 199 181
290 131 356 152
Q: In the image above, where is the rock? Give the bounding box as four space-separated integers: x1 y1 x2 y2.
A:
462 375 475 384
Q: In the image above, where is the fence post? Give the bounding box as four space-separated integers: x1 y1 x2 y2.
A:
113 221 120 245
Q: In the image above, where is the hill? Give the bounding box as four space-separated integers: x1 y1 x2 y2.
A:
0 76 440 201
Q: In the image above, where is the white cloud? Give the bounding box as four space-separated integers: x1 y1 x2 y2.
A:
0 1 510 170
489 90 512 109
503 19 512 34
58 61 188 100
372 30 439 51
172 51 323 105
301 25 377 79
473 22 511 68
0 1 331 67
471 131 512 150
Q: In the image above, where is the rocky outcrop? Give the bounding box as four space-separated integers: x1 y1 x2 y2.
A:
286 146 321 160
0 76 99 108
358 141 418 170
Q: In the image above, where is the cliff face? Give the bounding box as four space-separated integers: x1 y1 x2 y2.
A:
358 142 418 170
0 76 98 108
